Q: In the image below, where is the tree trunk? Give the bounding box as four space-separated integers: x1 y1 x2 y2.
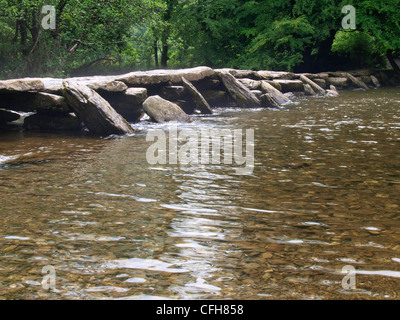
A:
161 39 168 69
154 40 159 68
19 20 28 55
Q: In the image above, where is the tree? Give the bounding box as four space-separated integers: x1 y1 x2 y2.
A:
1 0 399 77
0 0 162 78
357 0 400 73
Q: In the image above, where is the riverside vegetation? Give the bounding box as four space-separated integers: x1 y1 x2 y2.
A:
0 0 399 78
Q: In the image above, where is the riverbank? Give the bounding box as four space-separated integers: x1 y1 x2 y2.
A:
0 67 399 135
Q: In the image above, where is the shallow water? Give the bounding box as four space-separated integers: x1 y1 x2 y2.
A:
0 88 399 300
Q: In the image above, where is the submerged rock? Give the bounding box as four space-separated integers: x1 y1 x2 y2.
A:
143 95 191 123
326 85 339 97
62 81 134 135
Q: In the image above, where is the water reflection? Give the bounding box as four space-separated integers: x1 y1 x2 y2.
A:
0 88 399 299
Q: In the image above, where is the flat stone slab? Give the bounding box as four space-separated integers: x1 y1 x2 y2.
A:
216 69 262 80
116 67 215 86
299 75 325 95
62 81 134 135
218 71 261 108
0 78 45 92
260 81 290 105
346 73 369 90
182 77 213 114
239 79 262 90
274 79 304 93
0 91 72 113
32 92 72 114
258 71 297 80
327 77 348 88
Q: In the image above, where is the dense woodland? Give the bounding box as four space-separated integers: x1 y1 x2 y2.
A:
0 0 399 79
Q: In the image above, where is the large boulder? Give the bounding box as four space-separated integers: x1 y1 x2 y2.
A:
143 95 191 123
62 81 134 135
326 85 339 97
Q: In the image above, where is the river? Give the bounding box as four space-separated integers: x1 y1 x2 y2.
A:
0 87 399 299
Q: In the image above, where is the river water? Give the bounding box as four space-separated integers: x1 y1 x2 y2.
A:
0 88 399 300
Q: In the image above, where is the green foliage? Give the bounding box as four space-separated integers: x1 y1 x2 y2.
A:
0 0 399 78
241 16 315 71
356 0 400 56
0 0 164 78
332 31 386 68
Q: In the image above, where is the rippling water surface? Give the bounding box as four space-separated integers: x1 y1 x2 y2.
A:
0 88 399 299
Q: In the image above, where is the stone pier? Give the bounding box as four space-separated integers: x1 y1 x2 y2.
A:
0 66 397 135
